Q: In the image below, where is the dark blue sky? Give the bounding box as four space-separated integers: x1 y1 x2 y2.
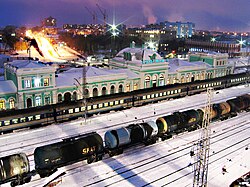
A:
1 0 250 31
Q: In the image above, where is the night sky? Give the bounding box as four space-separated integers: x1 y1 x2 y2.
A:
1 0 250 31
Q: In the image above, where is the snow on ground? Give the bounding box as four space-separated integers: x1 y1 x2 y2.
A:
0 84 249 187
21 112 250 187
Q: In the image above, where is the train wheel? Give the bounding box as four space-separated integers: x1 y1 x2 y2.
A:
109 151 116 157
118 148 123 154
10 181 18 187
24 176 31 183
87 154 96 164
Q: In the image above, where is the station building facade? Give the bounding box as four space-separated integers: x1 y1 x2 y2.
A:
0 48 233 110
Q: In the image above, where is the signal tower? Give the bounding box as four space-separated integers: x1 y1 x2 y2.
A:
193 87 213 187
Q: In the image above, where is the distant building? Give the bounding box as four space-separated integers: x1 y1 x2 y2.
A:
186 39 240 57
62 24 105 36
42 16 57 27
125 27 176 51
160 21 195 38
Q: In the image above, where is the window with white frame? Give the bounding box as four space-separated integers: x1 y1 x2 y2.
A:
25 80 31 88
35 96 41 106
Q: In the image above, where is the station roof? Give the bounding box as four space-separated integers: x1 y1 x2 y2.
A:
168 59 210 73
113 47 164 64
56 66 139 87
0 80 17 94
7 60 46 69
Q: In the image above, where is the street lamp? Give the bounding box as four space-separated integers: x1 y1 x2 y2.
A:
211 37 216 42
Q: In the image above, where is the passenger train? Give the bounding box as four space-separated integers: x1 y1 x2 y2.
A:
0 72 249 134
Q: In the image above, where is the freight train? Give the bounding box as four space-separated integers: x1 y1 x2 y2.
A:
0 72 249 134
1 94 250 186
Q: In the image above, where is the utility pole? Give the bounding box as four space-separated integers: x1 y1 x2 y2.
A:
82 62 87 125
74 63 87 125
193 87 213 187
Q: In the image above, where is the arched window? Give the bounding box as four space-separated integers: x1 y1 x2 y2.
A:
0 99 5 110
173 78 178 84
93 88 98 97
64 92 71 102
196 74 200 80
191 74 195 82
9 98 15 109
102 87 107 95
133 83 138 90
45 97 50 105
110 85 115 94
84 89 89 98
201 72 205 80
118 85 123 93
26 98 32 108
58 94 62 102
152 75 157 87
145 76 150 88
159 74 164 86
181 76 185 83
35 96 41 106
167 78 170 85
126 84 130 92
72 91 77 100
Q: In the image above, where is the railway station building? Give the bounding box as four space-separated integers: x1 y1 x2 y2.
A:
0 47 233 110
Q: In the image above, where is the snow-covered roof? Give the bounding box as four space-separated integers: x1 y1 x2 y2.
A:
0 80 17 94
7 60 46 69
168 59 210 73
113 47 163 64
56 66 139 87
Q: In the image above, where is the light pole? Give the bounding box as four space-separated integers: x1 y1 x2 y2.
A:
74 63 87 126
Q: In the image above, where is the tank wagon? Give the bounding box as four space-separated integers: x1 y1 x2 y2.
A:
104 121 158 156
0 153 31 187
156 110 201 139
34 132 104 178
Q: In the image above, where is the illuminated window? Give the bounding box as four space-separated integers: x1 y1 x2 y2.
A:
9 98 15 109
133 83 138 90
25 80 31 88
34 78 40 87
44 78 49 86
0 100 5 110
126 84 130 92
35 96 41 106
159 74 164 86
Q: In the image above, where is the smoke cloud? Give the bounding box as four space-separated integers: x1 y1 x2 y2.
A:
142 5 157 24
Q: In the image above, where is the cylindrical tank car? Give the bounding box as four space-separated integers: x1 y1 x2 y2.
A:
0 153 31 186
156 110 200 139
34 132 104 178
104 121 158 156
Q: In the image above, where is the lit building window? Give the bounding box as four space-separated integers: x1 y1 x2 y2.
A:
9 98 15 109
145 76 151 88
25 80 31 88
44 78 49 86
159 74 165 86
0 99 5 110
35 96 41 106
133 83 138 90
34 78 41 87
126 84 130 91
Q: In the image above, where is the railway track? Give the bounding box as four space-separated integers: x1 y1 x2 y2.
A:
25 113 250 187
0 92 240 157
